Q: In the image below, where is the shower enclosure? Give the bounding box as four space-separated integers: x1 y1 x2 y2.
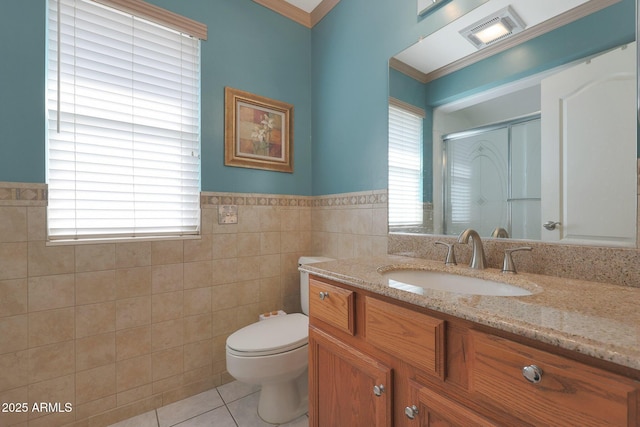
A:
442 115 541 239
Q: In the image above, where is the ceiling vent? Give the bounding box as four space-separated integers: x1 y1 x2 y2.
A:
459 6 526 50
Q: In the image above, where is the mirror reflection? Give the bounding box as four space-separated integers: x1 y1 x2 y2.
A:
389 0 637 247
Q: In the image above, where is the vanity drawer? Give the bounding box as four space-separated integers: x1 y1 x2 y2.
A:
469 331 640 427
309 278 355 335
364 297 445 379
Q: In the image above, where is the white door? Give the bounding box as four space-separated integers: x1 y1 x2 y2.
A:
541 42 637 246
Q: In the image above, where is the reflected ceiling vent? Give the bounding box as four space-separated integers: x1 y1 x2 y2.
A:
459 6 526 50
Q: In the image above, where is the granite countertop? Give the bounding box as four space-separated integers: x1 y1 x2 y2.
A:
300 255 640 372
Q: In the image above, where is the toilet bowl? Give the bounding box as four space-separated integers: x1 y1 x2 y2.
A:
225 256 334 424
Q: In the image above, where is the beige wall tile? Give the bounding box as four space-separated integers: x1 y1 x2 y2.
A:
183 313 212 344
151 319 183 352
183 287 212 316
211 283 239 312
28 273 75 312
152 346 183 381
235 257 259 282
116 266 151 299
76 332 116 371
29 341 74 383
116 354 151 392
259 254 281 278
237 232 260 256
152 263 184 293
0 314 28 354
115 241 151 269
184 234 213 262
0 207 27 242
76 301 115 338
211 308 237 337
237 206 260 232
76 364 116 405
152 373 182 394
200 208 215 235
281 231 301 253
259 207 280 231
184 260 213 289
116 383 152 406
151 240 183 265
76 270 116 305
0 242 27 280
29 308 75 347
212 233 238 259
27 373 75 420
74 394 116 424
0 278 27 317
116 325 151 361
280 209 300 231
151 291 183 323
183 339 212 371
27 241 74 277
211 258 241 285
75 244 115 273
116 296 151 330
0 350 29 392
27 207 46 241
260 232 281 255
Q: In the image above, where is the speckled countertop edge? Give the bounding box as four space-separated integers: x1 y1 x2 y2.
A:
300 255 640 372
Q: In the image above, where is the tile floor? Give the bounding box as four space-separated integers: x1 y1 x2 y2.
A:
108 381 309 427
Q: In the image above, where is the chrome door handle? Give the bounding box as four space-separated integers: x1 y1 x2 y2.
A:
543 221 561 230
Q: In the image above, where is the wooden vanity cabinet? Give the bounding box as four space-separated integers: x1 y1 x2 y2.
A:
308 275 640 427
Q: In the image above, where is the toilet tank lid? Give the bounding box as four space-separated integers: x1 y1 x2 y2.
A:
298 256 335 266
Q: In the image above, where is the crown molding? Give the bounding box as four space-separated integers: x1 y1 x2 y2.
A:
253 0 340 28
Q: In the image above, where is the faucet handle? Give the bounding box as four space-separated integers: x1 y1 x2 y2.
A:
435 241 457 265
502 247 532 274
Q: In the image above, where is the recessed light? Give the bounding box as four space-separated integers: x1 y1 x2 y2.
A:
459 6 526 49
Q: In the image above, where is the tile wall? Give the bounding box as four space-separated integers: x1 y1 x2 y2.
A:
0 182 387 427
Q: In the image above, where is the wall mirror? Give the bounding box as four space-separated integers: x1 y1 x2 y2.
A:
390 0 637 247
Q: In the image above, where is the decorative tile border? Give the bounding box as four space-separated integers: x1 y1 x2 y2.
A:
0 182 47 206
201 189 388 208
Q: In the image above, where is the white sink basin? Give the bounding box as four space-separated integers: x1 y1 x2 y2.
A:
381 269 533 296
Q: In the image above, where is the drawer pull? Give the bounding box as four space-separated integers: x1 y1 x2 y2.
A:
404 405 419 419
373 384 385 397
522 365 543 383
319 291 329 300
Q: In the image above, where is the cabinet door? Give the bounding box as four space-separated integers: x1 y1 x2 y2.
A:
405 381 499 427
309 327 392 427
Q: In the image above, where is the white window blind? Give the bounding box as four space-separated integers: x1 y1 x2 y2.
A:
47 0 202 241
388 100 424 227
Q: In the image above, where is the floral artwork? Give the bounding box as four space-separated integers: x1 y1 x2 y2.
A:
225 87 293 173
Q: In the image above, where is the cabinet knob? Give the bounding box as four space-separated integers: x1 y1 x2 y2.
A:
319 291 329 300
373 384 385 397
404 405 419 419
522 364 543 383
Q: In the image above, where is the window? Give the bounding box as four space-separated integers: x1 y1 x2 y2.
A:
47 0 206 241
388 99 424 227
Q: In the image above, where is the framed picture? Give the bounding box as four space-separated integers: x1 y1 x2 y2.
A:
224 87 294 173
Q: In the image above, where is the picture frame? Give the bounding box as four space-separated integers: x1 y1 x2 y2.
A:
224 87 294 173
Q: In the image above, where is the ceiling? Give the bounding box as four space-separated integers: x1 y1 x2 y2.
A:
394 0 591 77
284 0 324 13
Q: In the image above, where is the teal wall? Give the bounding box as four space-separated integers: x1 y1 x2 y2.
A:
0 0 312 195
310 0 488 195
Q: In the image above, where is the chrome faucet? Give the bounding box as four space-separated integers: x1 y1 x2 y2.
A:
457 228 487 269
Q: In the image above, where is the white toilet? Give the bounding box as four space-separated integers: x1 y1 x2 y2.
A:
225 256 334 424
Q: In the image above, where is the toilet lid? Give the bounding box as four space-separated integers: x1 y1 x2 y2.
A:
226 313 308 356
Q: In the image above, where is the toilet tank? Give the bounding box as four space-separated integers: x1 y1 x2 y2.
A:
298 256 335 315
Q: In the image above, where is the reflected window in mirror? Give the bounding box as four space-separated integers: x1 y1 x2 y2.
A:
388 99 425 232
